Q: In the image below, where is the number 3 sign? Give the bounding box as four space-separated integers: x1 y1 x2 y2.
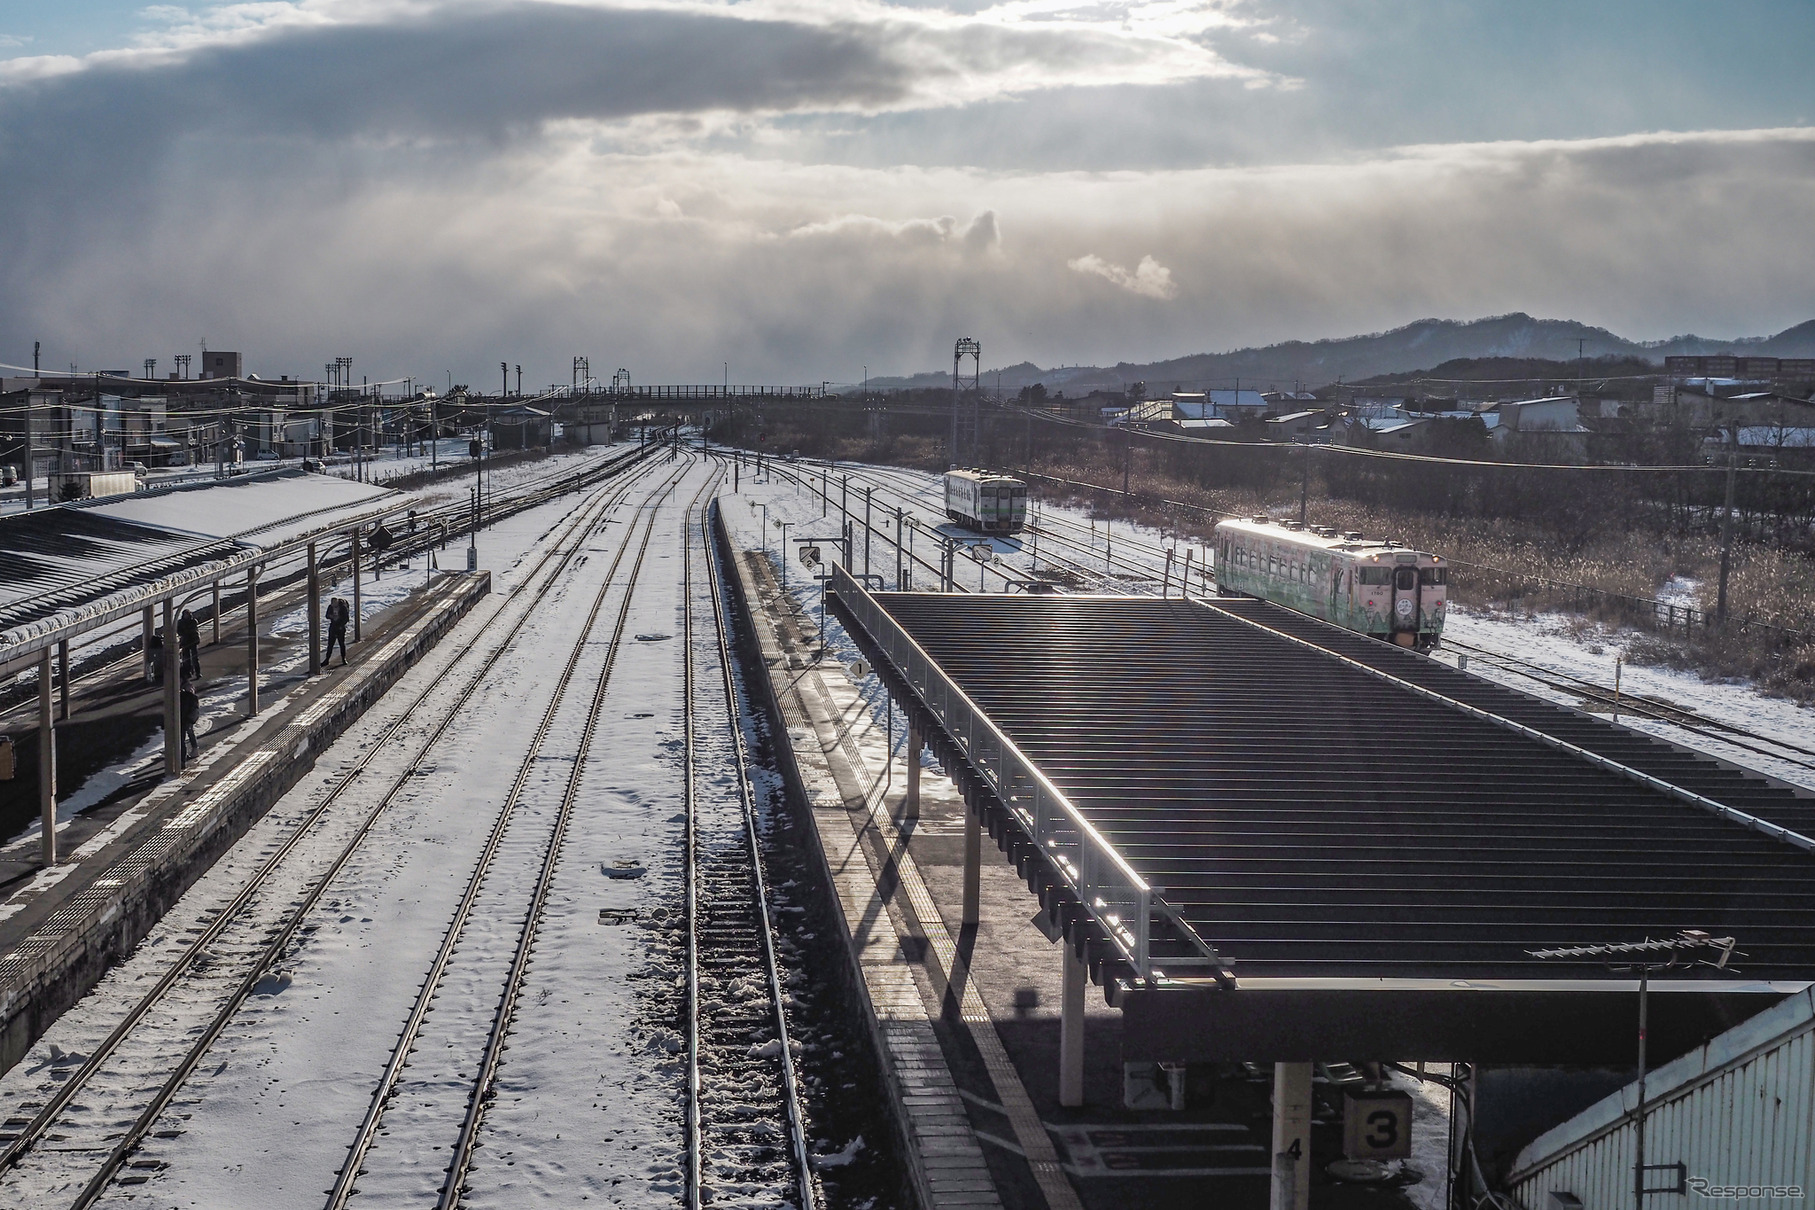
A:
1342 1090 1413 1160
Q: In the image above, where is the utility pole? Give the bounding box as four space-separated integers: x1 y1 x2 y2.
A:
23 390 35 510
1717 420 1739 625
1299 436 1310 526
515 364 522 397
501 362 508 398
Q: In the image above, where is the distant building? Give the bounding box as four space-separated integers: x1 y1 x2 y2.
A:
200 351 243 380
1482 396 1589 460
1263 410 1328 441
1665 354 1815 381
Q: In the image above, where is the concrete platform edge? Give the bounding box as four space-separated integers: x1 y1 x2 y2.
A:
715 507 996 1210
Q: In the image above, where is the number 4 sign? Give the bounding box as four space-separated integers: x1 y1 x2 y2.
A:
1342 1090 1413 1160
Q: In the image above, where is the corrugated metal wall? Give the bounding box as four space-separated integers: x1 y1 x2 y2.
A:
1510 1026 1815 1209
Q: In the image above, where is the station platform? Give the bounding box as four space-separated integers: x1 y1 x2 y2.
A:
722 541 1438 1209
0 570 490 1072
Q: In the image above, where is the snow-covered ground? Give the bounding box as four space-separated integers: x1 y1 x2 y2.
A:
1 446 642 849
0 455 713 1207
1439 605 1815 792
2 449 1805 1207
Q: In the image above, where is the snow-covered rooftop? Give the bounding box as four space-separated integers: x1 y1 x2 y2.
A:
84 469 401 548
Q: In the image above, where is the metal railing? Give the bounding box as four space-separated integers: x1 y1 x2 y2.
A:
830 563 1231 986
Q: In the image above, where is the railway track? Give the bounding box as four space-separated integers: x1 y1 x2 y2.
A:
683 494 815 1209
0 457 668 1208
0 444 656 745
1441 637 1815 777
0 440 663 730
324 460 703 1208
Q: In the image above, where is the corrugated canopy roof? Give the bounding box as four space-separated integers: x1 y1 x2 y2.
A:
862 592 1815 983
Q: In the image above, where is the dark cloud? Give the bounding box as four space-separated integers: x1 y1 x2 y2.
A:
1 6 914 155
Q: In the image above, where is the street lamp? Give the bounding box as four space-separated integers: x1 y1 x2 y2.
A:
1529 930 1739 1210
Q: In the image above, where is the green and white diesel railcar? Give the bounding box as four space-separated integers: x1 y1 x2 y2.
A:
943 470 1028 534
1213 517 1448 649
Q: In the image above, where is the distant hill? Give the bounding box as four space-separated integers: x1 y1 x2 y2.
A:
858 313 1815 394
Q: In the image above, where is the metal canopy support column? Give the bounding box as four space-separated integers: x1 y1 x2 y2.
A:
57 640 69 721
1060 941 1085 1107
163 600 181 775
352 529 363 643
1270 1062 1312 1210
38 649 55 867
245 570 260 717
962 807 981 926
307 541 321 676
904 722 921 820
141 605 154 682
211 580 221 645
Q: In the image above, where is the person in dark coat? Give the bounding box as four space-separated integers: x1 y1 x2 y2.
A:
323 597 350 667
176 608 201 679
179 678 200 763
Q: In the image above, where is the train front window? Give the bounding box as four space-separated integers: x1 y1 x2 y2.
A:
1357 566 1392 585
1394 567 1417 591
1419 567 1445 586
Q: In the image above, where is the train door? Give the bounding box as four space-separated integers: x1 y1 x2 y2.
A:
1391 564 1419 643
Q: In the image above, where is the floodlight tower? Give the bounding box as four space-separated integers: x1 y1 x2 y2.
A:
951 337 981 468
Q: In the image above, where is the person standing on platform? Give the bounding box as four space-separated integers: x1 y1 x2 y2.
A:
323 596 350 668
179 677 200 764
176 607 201 679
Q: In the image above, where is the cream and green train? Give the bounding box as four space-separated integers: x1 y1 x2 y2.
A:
1213 517 1447 650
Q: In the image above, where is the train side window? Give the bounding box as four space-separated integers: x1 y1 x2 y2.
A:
1419 567 1446 586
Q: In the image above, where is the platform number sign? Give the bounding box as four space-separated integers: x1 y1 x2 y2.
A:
1342 1090 1412 1161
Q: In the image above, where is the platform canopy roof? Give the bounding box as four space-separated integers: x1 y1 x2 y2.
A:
0 469 403 669
834 581 1815 1061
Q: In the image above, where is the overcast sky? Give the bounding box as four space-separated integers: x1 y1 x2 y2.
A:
3 0 1813 386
